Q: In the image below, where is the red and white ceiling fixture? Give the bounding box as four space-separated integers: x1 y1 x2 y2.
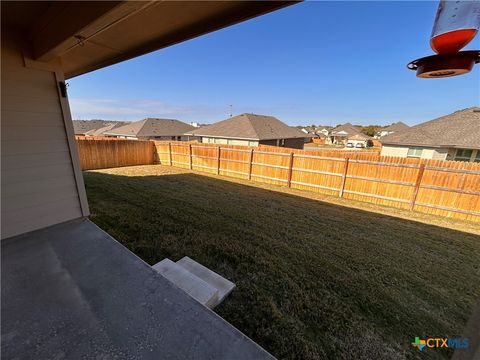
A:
408 0 480 78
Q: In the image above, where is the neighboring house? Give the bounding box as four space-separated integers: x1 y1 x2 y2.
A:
311 133 328 144
73 120 126 135
377 122 409 138
380 107 480 162
302 131 317 143
84 122 129 136
329 123 363 145
300 128 324 143
104 118 196 140
347 133 373 147
185 113 307 149
317 127 331 137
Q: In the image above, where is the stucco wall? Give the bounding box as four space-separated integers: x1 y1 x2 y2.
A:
1 32 85 239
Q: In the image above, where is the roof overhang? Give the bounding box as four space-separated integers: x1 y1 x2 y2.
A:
2 1 298 79
185 134 261 141
185 134 306 141
381 142 480 150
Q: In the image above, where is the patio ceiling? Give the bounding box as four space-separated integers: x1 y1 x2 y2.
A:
2 1 297 78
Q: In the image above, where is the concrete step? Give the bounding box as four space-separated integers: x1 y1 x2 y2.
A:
176 257 235 308
152 259 219 309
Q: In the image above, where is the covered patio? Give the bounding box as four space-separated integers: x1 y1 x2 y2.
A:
1 1 296 358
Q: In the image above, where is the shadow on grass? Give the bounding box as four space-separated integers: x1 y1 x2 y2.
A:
84 171 480 360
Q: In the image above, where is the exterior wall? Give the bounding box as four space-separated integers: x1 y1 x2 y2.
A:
381 145 450 160
201 137 258 147
200 136 305 149
431 148 449 160
1 31 87 239
380 145 409 157
284 138 306 149
420 148 435 159
259 138 305 149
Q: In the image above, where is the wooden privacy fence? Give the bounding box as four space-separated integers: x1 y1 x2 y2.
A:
77 139 155 170
155 141 480 222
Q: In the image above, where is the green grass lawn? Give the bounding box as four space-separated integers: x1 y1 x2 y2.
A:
84 165 480 360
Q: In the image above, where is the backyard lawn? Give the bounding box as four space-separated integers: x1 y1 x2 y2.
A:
84 165 480 360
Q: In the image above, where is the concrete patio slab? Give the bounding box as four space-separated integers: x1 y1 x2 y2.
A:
1 218 275 360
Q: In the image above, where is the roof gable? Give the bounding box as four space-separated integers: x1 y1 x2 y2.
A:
73 120 125 135
105 118 195 137
84 122 129 136
186 114 305 140
331 123 362 136
381 107 480 149
382 121 409 132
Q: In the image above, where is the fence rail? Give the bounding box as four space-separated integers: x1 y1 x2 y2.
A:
154 141 480 222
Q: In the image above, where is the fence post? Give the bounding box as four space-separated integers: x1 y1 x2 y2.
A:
216 146 221 175
410 163 425 210
189 143 193 170
152 141 156 165
168 142 172 166
248 148 254 180
287 152 294 188
339 157 349 197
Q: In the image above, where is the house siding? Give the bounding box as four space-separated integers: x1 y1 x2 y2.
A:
431 148 449 160
381 145 450 160
1 32 84 239
259 138 304 149
201 137 259 147
380 145 409 157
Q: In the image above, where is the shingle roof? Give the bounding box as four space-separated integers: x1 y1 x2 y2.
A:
331 123 362 136
348 133 372 140
104 118 195 137
73 120 125 135
382 122 409 132
84 122 128 136
381 107 480 149
185 114 306 140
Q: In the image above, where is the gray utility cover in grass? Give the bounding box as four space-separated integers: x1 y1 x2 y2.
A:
177 256 236 307
1 218 274 360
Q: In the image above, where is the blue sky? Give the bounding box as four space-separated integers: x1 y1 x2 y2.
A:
69 1 480 126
